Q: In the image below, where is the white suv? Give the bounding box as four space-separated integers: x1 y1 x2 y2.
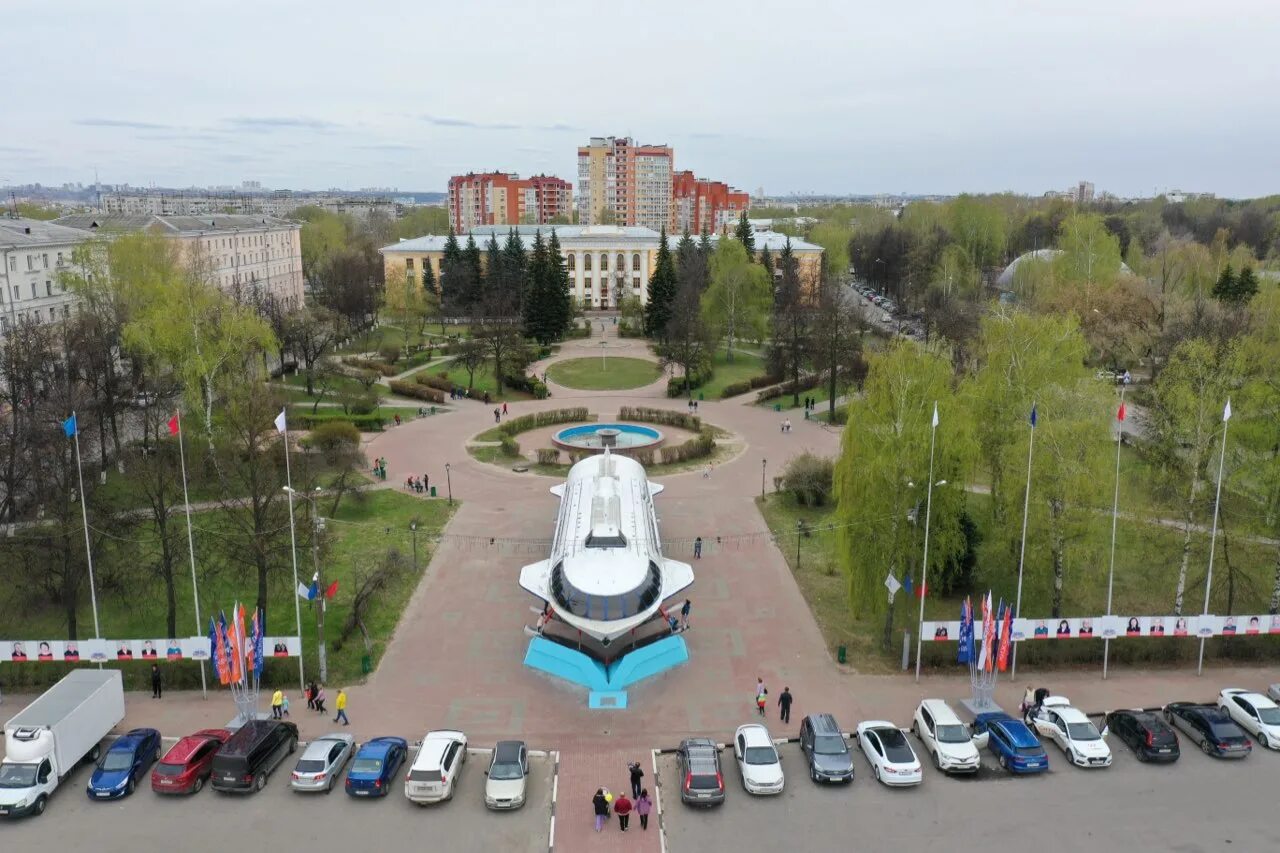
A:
912 699 980 774
734 724 783 795
404 730 467 804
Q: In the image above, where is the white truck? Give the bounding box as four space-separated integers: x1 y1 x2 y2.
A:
0 669 125 818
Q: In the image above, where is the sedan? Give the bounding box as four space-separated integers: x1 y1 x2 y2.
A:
1164 703 1251 759
88 728 161 800
151 729 231 795
734 724 783 795
1218 689 1280 750
973 713 1048 775
483 740 528 810
345 737 408 797
857 722 922 787
1029 697 1112 768
291 733 355 793
1104 710 1180 763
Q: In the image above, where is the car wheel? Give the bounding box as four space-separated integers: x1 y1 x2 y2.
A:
873 765 881 782
910 721 918 738
254 773 266 792
999 754 1008 770
810 765 818 783
933 750 942 771
88 744 101 763
127 777 136 795
289 737 298 755
33 795 47 816
1135 748 1147 763
1200 738 1212 756
1259 733 1269 750
193 776 205 794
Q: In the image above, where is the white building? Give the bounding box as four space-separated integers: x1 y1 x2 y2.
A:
0 218 90 336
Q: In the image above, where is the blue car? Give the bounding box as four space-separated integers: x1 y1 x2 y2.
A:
345 737 407 798
973 712 1048 774
87 728 161 800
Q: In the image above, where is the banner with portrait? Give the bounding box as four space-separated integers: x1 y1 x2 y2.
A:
0 636 300 662
923 615 1278 641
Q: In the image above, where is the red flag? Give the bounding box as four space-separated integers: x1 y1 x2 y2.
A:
915 580 928 598
324 580 339 599
1117 402 1126 422
168 413 180 436
997 604 1013 671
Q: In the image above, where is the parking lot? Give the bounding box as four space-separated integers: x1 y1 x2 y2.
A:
657 730 1280 852
0 747 553 853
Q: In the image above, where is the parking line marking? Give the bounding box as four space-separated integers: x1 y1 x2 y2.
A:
651 747 667 853
548 749 559 852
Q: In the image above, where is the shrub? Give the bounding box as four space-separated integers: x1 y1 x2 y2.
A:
617 407 701 431
749 374 778 389
756 375 820 403
630 448 656 467
378 343 402 365
416 373 454 393
388 380 444 403
499 435 521 458
568 450 588 464
306 420 362 451
344 356 399 377
295 413 385 432
502 372 550 399
659 429 716 465
347 391 380 415
536 448 561 465
720 380 752 399
498 407 589 436
781 452 834 506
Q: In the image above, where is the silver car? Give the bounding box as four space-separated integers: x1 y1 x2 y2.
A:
483 740 528 810
290 734 354 793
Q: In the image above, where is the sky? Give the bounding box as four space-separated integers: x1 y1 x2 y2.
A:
3 0 1279 198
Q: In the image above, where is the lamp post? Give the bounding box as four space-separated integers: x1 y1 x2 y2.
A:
761 458 767 498
914 402 940 683
445 463 453 505
410 521 418 571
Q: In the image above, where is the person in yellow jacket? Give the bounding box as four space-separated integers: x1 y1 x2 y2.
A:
271 688 284 719
334 688 349 725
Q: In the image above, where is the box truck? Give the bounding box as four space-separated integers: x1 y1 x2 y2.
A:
0 669 126 817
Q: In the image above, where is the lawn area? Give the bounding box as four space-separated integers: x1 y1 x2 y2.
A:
0 490 456 691
349 324 473 353
280 371 388 399
547 356 662 390
700 349 768 399
431 359 535 401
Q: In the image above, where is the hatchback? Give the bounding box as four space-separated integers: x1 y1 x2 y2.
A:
290 733 355 793
151 729 231 795
346 737 408 797
677 738 725 806
973 713 1048 774
1103 710 1179 763
405 730 467 804
88 728 161 800
798 714 853 784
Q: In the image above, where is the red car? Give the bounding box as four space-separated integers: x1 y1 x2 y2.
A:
151 729 232 794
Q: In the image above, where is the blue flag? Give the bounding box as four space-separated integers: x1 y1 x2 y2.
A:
957 597 974 664
903 575 914 596
208 617 217 668
307 580 319 600
63 413 77 438
1029 405 1037 428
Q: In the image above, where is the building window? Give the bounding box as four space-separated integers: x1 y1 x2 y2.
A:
46 281 53 296
632 253 641 271
584 254 592 272
30 283 37 299
617 253 625 272
567 254 575 272
633 277 641 290
600 254 609 271
42 254 49 269
406 257 414 270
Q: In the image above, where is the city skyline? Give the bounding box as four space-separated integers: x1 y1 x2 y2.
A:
4 0 1280 198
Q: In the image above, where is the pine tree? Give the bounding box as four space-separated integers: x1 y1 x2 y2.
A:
1212 264 1237 302
440 231 462 312
463 235 483 312
484 234 503 310
547 230 573 338
1235 266 1259 303
735 211 755 256
523 231 559 344
760 243 774 278
644 228 677 339
677 231 709 294
699 229 713 257
503 229 527 313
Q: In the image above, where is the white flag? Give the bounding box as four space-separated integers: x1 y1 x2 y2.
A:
274 408 288 434
931 402 939 428
1223 399 1232 422
884 574 902 596
296 582 310 599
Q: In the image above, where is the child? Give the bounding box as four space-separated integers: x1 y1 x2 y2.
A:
281 693 290 717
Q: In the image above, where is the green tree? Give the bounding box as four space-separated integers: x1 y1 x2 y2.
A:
644 229 677 339
948 194 1008 272
463 235 484 311
1054 213 1122 289
759 243 774 278
808 220 852 277
661 275 714 400
1237 287 1280 610
440 231 464 313
768 238 812 406
395 206 449 238
546 230 573 338
1212 264 1237 302
701 238 772 362
734 211 755 255
522 231 560 345
811 276 866 420
502 229 528 315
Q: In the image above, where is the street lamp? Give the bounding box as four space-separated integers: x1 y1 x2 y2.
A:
410 521 418 571
761 458 768 498
445 463 453 505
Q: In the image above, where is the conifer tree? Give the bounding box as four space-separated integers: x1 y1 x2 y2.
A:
485 234 503 309
734 211 755 255
440 231 462 313
1235 266 1259 303
503 229 527 312
523 231 558 343
760 242 774 277
1212 264 1237 302
547 230 573 338
644 228 677 339
463 235 483 311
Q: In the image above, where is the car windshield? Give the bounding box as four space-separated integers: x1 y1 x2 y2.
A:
1257 707 1280 726
0 764 37 787
101 751 134 772
351 758 383 774
154 762 186 777
744 746 778 765
1067 722 1101 741
814 735 846 755
489 761 524 781
294 759 326 773
936 724 970 744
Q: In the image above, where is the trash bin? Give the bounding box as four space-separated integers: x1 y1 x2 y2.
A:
430 485 437 497
774 403 781 412
838 645 847 665
699 392 704 401
361 654 372 674
429 406 436 416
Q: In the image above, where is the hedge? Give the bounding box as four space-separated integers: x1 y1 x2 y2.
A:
536 448 561 465
660 429 716 465
498 407 589 436
667 365 713 397
388 380 444 403
499 435 521 457
416 372 454 393
617 407 701 432
344 356 399 377
502 372 549 399
755 374 820 403
295 412 386 432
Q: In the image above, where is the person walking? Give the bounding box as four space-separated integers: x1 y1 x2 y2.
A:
681 599 692 630
614 791 632 831
592 788 610 832
150 664 162 699
702 464 712 479
636 789 652 830
494 408 501 423
423 473 429 493
693 537 702 559
334 688 349 725
628 761 644 798
502 401 508 416
281 693 291 717
755 678 768 716
314 686 326 715
778 686 793 724
306 681 317 711
271 688 284 719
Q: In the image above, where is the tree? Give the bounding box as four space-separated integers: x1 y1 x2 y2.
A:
662 275 714 401
948 194 1008 273
618 294 645 332
546 230 574 339
475 322 526 395
734 211 755 255
1212 264 1237 302
454 338 488 389
811 277 867 420
1214 265 1259 305
701 238 772 362
522 231 559 345
395 206 449 239
339 547 410 651
769 238 812 406
644 229 677 339
500 229 528 316
676 232 710 295
439 231 464 314
463 235 484 312
1237 288 1280 611
760 243 774 278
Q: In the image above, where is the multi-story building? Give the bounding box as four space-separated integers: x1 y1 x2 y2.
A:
54 214 304 308
672 171 751 236
446 172 573 232
0 217 89 336
577 137 674 232
101 191 396 220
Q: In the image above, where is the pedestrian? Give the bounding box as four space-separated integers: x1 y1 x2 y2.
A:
423 473 430 493
636 788 652 830
592 788 609 832
778 686 793 724
1020 684 1035 716
334 688 349 725
668 614 680 633
502 401 508 416
394 413 401 426
281 693 290 717
484 391 491 405
314 686 326 715
681 598 692 629
271 688 283 719
694 400 699 412
306 681 317 710
628 761 644 798
693 536 702 559
494 408 501 423
405 476 414 491
755 678 767 716
614 790 632 831
702 464 712 479
150 663 162 699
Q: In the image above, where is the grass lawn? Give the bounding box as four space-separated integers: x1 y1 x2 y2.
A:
431 360 535 401
547 356 662 390
281 372 388 399
350 324 474 353
700 350 768 399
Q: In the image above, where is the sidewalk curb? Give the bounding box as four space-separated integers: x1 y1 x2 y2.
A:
651 747 667 853
548 749 559 852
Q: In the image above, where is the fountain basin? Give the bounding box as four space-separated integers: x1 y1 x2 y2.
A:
553 423 663 452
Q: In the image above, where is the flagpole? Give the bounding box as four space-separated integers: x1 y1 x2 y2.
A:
1011 404 1036 680
1197 399 1231 676
914 402 938 682
70 413 102 649
174 411 207 699
1103 389 1125 680
281 412 305 692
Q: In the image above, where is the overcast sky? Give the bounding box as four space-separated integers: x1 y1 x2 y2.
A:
4 0 1278 198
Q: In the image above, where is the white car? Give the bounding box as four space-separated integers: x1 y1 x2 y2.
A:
856 721 922 787
912 699 980 774
404 730 468 804
733 724 783 795
1268 684 1280 704
1218 689 1280 749
1029 697 1112 767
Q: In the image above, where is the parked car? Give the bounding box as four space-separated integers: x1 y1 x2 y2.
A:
1103 710 1180 763
856 722 922 787
1029 697 1112 768
798 714 853 784
912 699 980 774
734 724 783 795
404 730 467 804
345 737 407 798
210 719 299 793
151 729 231 795
483 740 528 810
87 728 160 800
677 738 725 806
290 733 355 793
1218 689 1280 750
973 713 1048 774
1269 684 1280 704
1164 703 1251 758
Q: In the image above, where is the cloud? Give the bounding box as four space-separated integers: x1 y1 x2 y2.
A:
224 117 341 132
354 142 417 152
421 115 520 130
534 122 582 132
75 118 173 130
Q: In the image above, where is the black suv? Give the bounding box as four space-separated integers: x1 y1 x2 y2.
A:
210 719 299 793
1104 710 1180 763
799 713 853 783
677 738 725 806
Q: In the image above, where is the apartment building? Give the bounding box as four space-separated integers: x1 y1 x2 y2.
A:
0 217 88 336
576 137 674 232
672 171 751 236
102 191 396 220
447 172 573 232
55 213 304 308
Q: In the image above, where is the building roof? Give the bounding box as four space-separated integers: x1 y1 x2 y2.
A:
53 213 299 235
383 225 823 255
996 248 1131 288
0 216 97 248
